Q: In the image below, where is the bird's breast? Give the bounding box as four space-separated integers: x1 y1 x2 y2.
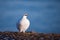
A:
20 19 30 27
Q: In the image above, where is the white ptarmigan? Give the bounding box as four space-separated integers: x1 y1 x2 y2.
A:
17 14 30 33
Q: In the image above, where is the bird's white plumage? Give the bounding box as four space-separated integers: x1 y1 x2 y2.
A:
18 14 30 32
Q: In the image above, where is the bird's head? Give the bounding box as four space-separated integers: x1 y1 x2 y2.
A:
24 13 28 16
23 13 28 18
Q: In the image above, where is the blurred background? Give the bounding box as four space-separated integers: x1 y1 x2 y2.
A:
0 0 60 33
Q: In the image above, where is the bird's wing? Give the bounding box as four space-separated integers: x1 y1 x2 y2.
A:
16 23 21 31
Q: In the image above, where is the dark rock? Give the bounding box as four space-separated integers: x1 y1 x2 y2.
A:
0 32 60 40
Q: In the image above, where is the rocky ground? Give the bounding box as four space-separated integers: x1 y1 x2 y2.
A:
0 32 60 40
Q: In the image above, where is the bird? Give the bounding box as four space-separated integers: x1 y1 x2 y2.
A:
17 13 30 33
